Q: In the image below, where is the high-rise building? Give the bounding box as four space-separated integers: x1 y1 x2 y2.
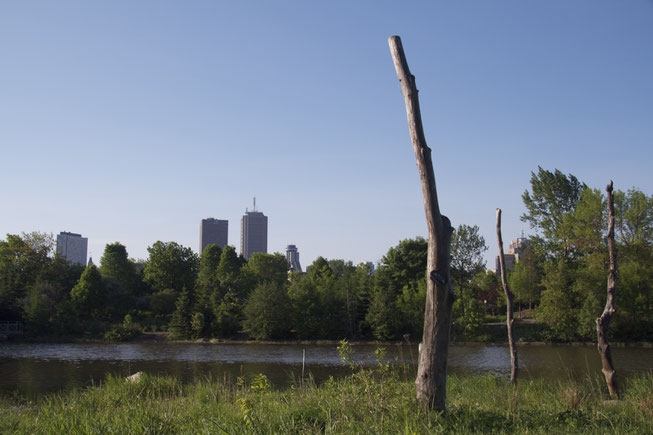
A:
240 199 268 260
495 237 529 274
286 244 302 273
200 218 228 254
56 231 88 266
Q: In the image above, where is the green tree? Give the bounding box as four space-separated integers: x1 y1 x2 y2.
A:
396 277 426 337
508 245 542 310
150 289 179 315
99 243 139 319
144 241 199 292
351 262 375 337
196 244 223 306
615 188 653 249
615 258 653 340
569 188 607 255
288 258 354 339
70 265 105 311
366 238 427 340
521 167 586 258
190 312 205 339
99 243 138 295
212 289 242 337
243 281 291 339
366 285 400 340
536 261 578 341
452 289 485 337
0 233 52 320
216 246 245 296
21 231 55 256
70 264 107 331
243 252 288 287
450 224 488 314
194 244 223 333
169 290 192 339
573 254 607 339
23 281 55 335
289 269 322 338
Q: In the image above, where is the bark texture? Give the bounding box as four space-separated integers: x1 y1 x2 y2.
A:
496 209 519 384
388 35 454 412
596 181 620 399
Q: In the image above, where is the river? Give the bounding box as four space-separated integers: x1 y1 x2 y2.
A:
0 342 651 397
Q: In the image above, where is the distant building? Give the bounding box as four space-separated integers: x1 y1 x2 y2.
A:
200 218 228 254
56 231 88 266
495 237 529 274
240 199 268 260
286 245 302 273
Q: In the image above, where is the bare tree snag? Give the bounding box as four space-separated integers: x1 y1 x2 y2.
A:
496 208 519 384
388 35 454 412
597 181 620 399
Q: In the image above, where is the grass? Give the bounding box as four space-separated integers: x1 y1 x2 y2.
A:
1 367 652 434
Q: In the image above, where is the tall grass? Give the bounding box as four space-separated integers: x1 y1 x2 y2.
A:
1 368 651 433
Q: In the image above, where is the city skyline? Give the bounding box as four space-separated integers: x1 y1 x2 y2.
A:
2 2 651 269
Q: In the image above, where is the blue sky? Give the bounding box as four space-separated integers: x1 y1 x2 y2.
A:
1 1 652 268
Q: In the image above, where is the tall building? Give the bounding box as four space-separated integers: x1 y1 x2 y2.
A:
286 244 302 273
240 199 268 260
200 218 228 254
495 237 529 274
56 231 88 266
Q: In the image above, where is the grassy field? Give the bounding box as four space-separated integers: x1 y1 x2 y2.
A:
1 364 651 434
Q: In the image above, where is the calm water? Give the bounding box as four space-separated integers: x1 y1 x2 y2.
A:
0 342 651 397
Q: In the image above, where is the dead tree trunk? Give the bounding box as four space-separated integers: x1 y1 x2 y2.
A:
496 209 519 384
388 35 454 412
597 181 620 399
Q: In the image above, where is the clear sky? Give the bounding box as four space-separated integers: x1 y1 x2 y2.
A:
1 1 652 268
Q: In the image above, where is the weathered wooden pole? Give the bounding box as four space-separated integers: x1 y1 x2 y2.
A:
388 35 454 412
496 208 519 384
596 181 620 399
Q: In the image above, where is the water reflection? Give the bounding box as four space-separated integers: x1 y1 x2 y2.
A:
0 342 651 397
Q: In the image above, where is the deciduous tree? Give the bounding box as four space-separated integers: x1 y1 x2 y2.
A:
451 224 487 314
521 167 586 258
144 241 199 293
243 281 291 339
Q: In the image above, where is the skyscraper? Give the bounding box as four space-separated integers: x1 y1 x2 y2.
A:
56 231 88 266
495 237 529 274
286 244 302 273
200 218 228 254
240 199 267 260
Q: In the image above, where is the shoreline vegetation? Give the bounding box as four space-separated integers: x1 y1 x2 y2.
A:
9 330 653 348
2 364 652 433
2 168 652 349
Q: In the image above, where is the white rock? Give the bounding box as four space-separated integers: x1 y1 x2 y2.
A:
126 371 144 383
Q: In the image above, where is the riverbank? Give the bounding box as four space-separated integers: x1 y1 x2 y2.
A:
11 331 653 348
1 370 651 433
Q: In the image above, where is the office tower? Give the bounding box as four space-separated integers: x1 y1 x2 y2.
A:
286 244 302 273
240 199 268 260
56 231 88 266
200 218 228 254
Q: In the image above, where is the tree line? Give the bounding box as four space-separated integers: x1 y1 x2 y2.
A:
1 167 651 342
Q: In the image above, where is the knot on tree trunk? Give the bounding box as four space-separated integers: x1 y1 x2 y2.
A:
430 270 448 285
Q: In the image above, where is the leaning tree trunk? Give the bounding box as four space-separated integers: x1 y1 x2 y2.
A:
496 209 519 384
597 181 620 399
388 35 455 412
